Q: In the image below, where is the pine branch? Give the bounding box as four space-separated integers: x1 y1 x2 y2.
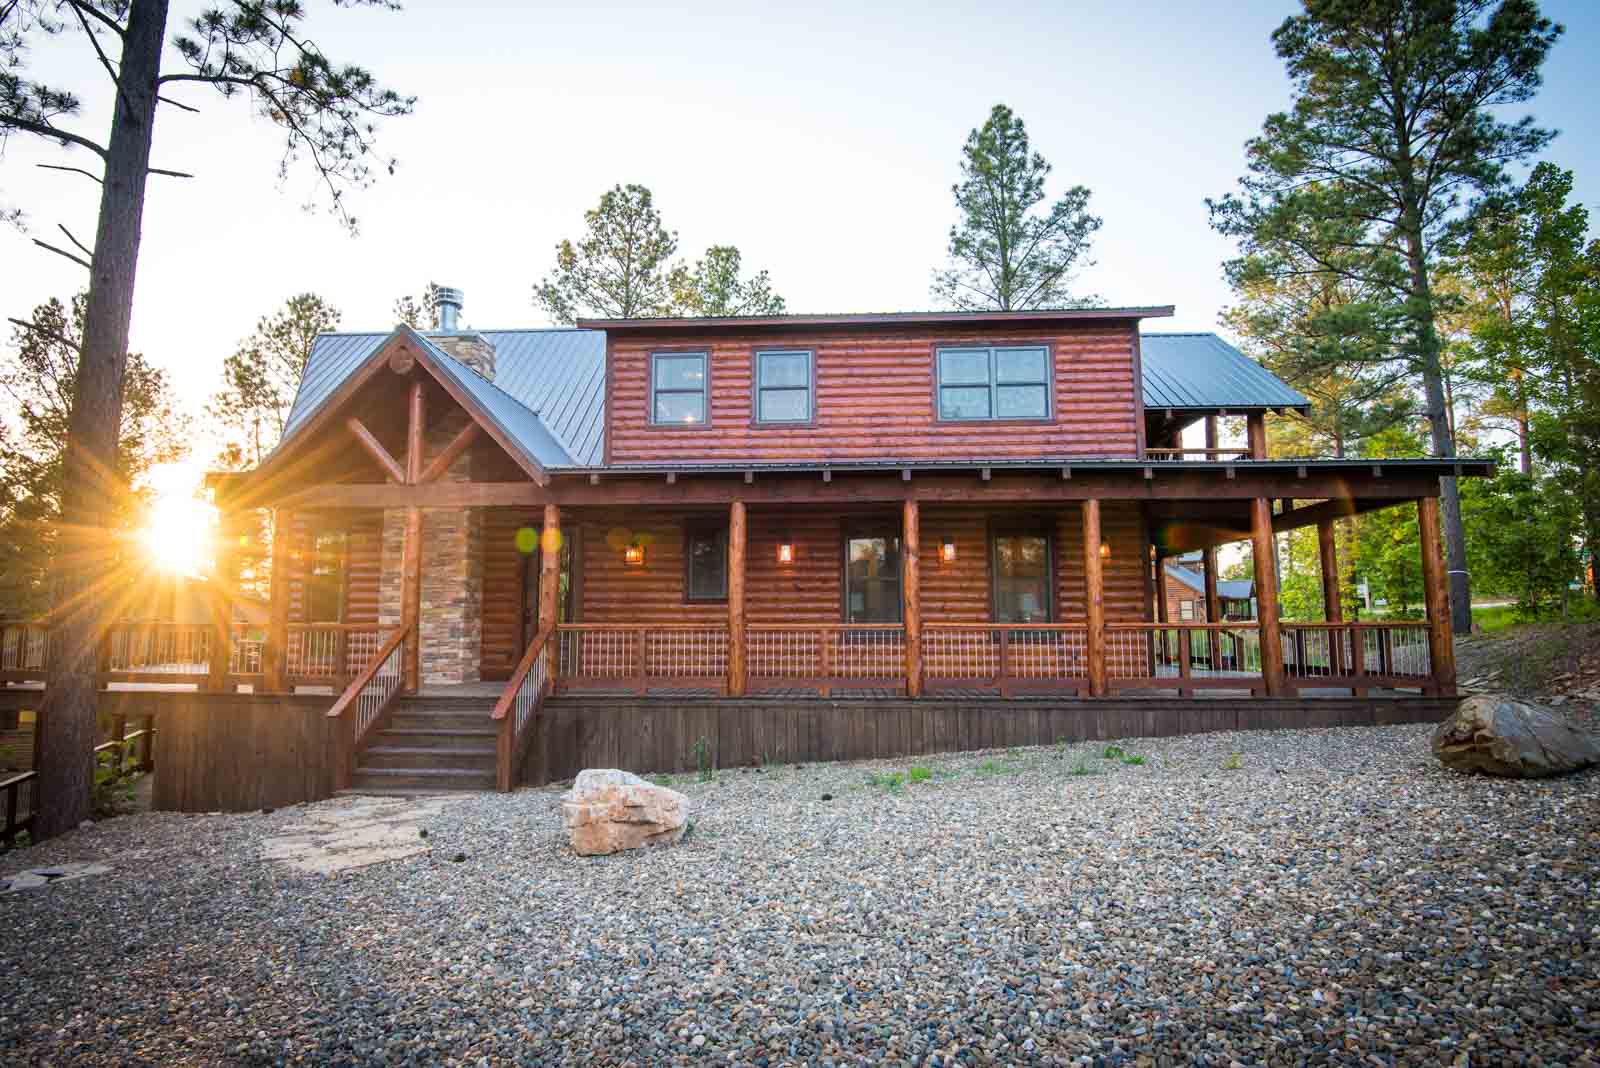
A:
32 238 91 270
37 163 101 184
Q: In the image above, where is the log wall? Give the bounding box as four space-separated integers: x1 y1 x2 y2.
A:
606 322 1141 464
531 694 1458 784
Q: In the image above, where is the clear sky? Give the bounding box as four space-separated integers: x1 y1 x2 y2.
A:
3 0 1596 438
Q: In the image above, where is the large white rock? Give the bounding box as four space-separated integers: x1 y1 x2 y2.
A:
1432 694 1600 778
561 769 688 856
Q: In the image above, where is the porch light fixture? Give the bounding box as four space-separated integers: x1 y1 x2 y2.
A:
941 538 957 564
623 543 646 567
1099 541 1111 560
777 538 795 564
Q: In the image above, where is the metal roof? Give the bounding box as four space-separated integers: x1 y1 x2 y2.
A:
1141 332 1310 412
278 328 606 467
1165 562 1253 601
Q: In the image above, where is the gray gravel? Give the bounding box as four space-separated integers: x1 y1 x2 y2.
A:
4 722 1599 1066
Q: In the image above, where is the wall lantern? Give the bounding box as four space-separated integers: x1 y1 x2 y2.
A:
776 538 795 565
623 544 646 567
1099 541 1111 560
940 538 958 564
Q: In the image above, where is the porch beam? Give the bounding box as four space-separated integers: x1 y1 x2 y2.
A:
263 509 293 692
1082 499 1107 697
1251 497 1285 696
417 421 479 484
345 417 405 484
903 499 922 697
1416 496 1457 697
269 471 1448 512
728 501 747 697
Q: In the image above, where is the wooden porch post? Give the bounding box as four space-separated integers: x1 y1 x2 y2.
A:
1202 544 1222 664
728 500 747 697
1318 518 1344 675
401 378 425 691
1247 412 1267 460
1204 414 1219 456
1082 499 1107 697
207 572 231 693
538 504 562 687
903 498 922 697
1416 496 1458 696
1154 551 1167 624
263 508 292 692
1251 497 1286 696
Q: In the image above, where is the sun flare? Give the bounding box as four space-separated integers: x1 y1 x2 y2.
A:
138 463 217 575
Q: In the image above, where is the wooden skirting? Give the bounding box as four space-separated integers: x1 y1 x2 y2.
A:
101 691 338 813
531 694 1459 785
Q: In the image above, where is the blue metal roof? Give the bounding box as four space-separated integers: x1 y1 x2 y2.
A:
1141 333 1309 411
278 328 606 468
1165 562 1254 601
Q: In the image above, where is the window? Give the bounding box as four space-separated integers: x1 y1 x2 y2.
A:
306 530 346 622
991 531 1052 624
844 531 902 623
1179 599 1196 621
936 345 1050 421
685 525 728 601
754 349 813 424
651 351 708 425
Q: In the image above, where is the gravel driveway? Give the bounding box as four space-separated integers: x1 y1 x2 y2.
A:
4 723 1598 1066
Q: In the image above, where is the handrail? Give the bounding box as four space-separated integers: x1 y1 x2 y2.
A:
492 625 555 790
493 625 554 721
2 769 37 848
327 623 409 721
924 622 1089 630
553 622 727 632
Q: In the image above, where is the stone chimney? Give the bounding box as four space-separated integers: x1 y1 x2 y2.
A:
429 285 496 381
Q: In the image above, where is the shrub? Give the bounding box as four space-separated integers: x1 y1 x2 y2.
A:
1102 745 1125 760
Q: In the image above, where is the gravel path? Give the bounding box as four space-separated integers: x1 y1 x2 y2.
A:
4 723 1598 1066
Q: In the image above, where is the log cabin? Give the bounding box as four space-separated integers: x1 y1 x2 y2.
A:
5 289 1489 805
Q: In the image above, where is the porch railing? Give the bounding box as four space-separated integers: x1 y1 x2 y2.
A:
103 622 213 678
285 623 390 684
922 624 1089 695
491 625 553 791
326 624 409 790
544 620 1442 697
555 624 729 694
748 625 906 695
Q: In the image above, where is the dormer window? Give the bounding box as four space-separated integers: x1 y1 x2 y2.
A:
651 351 708 425
935 345 1051 421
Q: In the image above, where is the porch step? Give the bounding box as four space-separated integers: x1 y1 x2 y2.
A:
361 745 495 771
348 766 496 792
375 727 499 749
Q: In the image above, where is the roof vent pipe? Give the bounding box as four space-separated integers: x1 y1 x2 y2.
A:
436 286 465 331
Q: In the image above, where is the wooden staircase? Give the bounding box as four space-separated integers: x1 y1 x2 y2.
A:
343 694 498 794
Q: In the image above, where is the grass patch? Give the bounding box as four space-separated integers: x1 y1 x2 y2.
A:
1070 757 1095 777
1222 752 1243 771
1121 754 1146 766
974 759 1017 778
866 771 906 792
1102 745 1126 760
908 766 933 783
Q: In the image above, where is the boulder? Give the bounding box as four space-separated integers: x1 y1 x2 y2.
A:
561 769 688 856
1432 694 1600 778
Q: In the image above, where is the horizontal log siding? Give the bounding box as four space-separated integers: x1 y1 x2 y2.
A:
606 323 1139 464
567 503 1149 625
481 509 537 679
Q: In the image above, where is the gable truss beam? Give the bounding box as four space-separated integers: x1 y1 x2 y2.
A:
418 420 479 484
345 417 406 484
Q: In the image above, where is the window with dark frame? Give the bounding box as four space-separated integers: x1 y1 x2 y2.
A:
306 530 347 623
1179 599 1196 621
650 351 708 425
844 531 902 624
936 345 1051 421
754 349 813 424
990 530 1052 624
685 525 729 602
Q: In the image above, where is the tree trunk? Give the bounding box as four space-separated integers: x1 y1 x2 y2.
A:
34 0 169 841
1401 229 1474 635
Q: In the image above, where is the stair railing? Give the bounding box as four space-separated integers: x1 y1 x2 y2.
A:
491 625 554 792
326 623 410 791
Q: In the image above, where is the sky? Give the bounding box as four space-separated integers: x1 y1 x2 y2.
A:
2 0 1597 455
